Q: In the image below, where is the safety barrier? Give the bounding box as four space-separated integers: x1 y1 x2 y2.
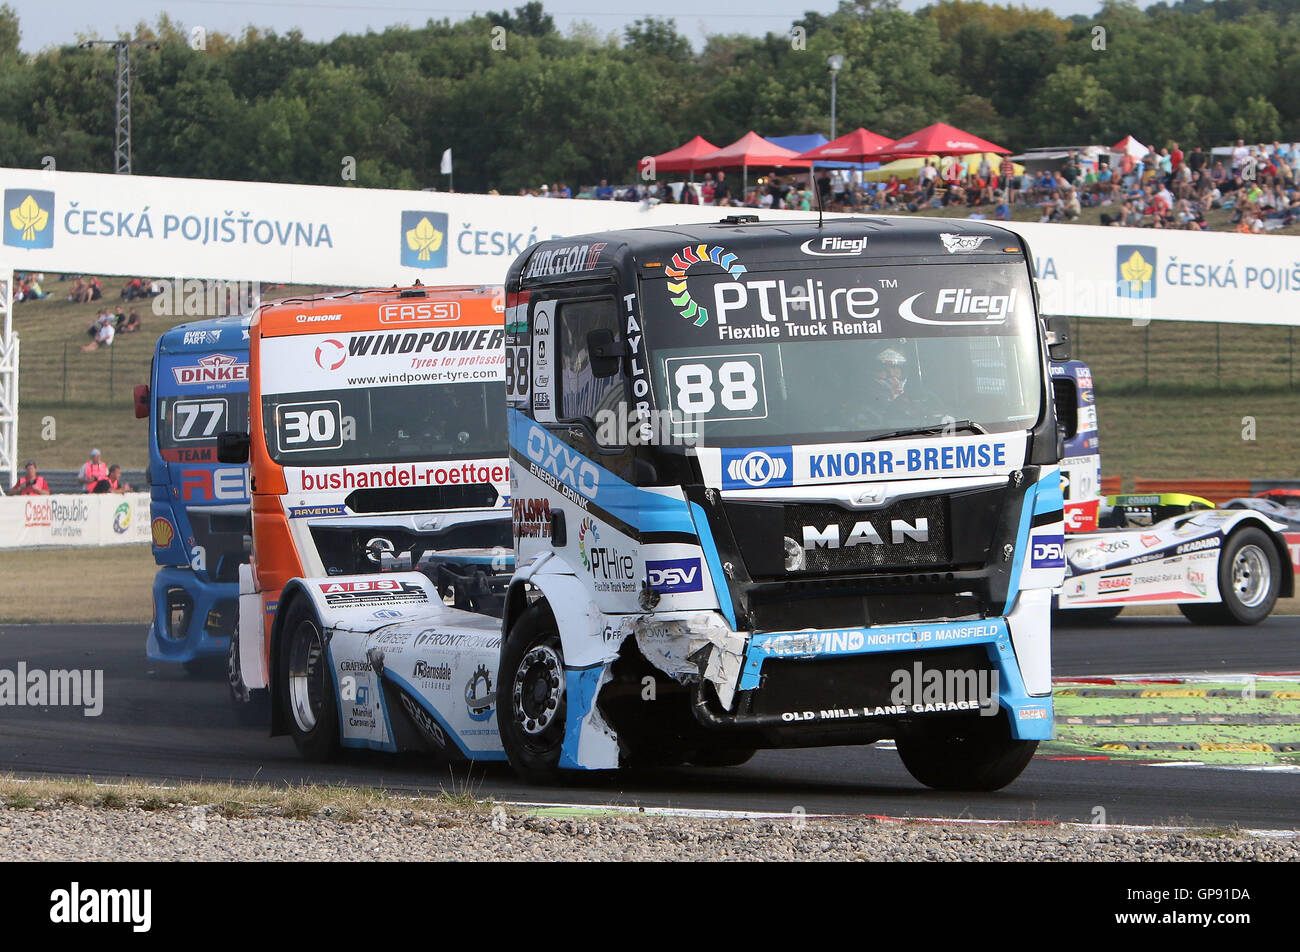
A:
1131 478 1253 504
0 492 149 548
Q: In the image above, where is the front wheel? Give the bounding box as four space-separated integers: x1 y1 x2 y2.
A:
895 712 1037 791
497 605 567 783
278 598 339 760
1178 527 1280 626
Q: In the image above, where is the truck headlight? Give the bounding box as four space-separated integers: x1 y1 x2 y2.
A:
783 537 805 573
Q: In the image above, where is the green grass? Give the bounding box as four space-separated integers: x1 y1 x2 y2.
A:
1073 316 1300 480
1096 392 1300 481
10 276 337 469
0 545 155 623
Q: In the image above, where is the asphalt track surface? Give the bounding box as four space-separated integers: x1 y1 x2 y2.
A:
1 617 1297 830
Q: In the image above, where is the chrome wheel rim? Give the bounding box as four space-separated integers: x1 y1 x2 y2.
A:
1231 544 1270 609
287 620 327 732
512 644 564 737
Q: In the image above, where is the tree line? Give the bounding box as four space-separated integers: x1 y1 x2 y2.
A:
1 0 1298 195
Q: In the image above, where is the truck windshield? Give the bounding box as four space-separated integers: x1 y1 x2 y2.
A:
157 392 250 461
261 382 507 465
642 261 1041 447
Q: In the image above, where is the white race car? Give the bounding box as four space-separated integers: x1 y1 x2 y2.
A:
271 571 508 763
1058 493 1294 625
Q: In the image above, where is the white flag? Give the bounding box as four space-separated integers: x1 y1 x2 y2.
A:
440 148 452 175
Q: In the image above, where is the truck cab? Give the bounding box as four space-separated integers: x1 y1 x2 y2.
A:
138 315 251 670
497 217 1067 789
220 286 514 751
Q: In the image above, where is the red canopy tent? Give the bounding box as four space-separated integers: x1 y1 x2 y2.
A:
1111 135 1150 159
694 131 812 189
650 135 722 178
794 127 894 164
874 122 1010 162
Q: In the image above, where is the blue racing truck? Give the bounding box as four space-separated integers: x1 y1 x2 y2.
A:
135 316 251 673
497 217 1069 790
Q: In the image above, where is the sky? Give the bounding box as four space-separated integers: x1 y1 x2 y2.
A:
12 0 1147 53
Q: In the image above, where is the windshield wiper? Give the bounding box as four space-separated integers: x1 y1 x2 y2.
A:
867 419 989 442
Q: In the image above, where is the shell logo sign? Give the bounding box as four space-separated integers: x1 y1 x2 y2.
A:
152 517 175 548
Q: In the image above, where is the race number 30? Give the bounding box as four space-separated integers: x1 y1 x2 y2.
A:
276 399 343 453
664 354 767 422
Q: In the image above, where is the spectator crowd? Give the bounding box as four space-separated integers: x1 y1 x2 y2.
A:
504 139 1300 234
5 449 135 496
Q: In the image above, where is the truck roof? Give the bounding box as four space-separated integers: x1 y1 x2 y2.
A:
254 285 502 337
155 314 251 355
512 216 1029 287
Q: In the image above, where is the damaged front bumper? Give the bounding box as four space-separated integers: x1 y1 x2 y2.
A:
611 610 1053 744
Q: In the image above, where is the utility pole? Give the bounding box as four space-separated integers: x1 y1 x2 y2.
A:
79 39 158 174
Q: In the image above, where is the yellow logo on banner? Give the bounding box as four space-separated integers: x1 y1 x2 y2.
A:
1119 249 1152 292
9 194 49 242
405 216 444 262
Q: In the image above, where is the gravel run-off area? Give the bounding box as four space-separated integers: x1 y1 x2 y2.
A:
1 803 1296 861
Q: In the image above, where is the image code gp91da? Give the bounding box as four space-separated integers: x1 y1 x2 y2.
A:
499 216 1067 790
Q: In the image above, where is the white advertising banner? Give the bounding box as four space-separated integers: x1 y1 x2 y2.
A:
260 327 506 395
2 167 1299 325
0 492 150 548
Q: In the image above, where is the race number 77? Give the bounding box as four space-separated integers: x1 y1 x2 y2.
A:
172 399 226 440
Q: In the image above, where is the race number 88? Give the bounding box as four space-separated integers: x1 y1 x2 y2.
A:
505 346 530 397
671 358 762 416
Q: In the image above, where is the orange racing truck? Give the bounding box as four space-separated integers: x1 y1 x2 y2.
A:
218 286 513 744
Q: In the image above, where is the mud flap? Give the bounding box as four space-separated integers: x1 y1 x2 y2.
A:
237 563 267 691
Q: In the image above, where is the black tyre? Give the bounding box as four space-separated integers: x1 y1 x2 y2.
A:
895 711 1037 791
497 605 567 783
1055 605 1123 626
1178 527 1279 626
686 747 757 768
278 598 339 760
227 629 270 727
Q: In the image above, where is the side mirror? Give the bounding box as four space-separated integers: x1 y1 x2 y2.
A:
133 384 150 419
587 328 623 379
217 431 250 464
1044 315 1072 362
